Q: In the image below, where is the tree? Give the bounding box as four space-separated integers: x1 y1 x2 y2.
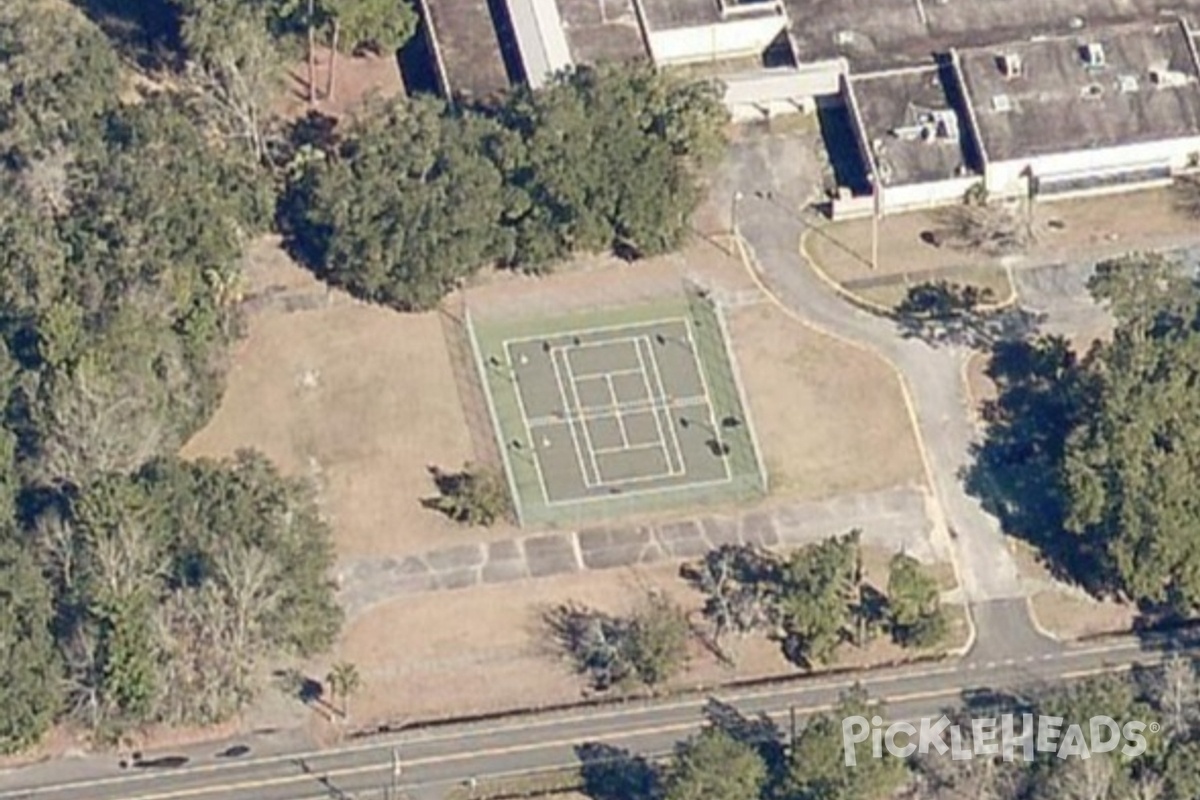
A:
501 65 726 270
1148 654 1200 742
177 0 283 163
887 553 948 648
326 661 362 721
781 685 908 800
775 531 860 668
428 463 510 526
933 188 1031 256
1064 254 1200 612
544 591 689 691
681 543 777 656
663 726 767 800
0 1 122 161
286 96 511 310
624 592 690 689
0 536 61 754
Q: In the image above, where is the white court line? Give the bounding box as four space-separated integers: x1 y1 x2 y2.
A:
591 442 665 456
634 336 683 477
604 374 631 448
546 345 596 489
557 346 606 486
641 333 688 477
503 317 690 348
503 341 553 506
683 316 732 483
525 396 707 428
543 473 734 506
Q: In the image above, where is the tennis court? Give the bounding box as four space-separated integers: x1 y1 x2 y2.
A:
468 292 765 527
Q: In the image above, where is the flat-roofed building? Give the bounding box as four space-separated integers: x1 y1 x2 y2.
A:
841 64 981 216
418 0 512 100
954 19 1200 198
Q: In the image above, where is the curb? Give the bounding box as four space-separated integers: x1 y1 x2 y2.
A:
799 225 1020 319
729 231 979 661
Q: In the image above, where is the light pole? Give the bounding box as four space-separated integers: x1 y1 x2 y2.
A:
869 174 882 271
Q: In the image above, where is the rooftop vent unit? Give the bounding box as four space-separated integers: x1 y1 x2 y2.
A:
930 109 960 141
1081 83 1104 99
1150 68 1189 88
1082 42 1106 68
992 93 1013 112
998 53 1023 78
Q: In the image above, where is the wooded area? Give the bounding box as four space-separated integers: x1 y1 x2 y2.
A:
0 0 725 752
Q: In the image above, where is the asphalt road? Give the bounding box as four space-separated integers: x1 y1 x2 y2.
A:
0 634 1183 800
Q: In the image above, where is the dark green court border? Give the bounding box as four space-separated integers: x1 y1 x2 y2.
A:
466 292 766 528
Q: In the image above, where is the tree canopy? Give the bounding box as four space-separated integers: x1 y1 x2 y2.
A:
0 0 340 749
283 64 728 309
1064 253 1200 613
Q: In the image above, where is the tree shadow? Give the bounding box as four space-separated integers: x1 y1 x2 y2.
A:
702 697 786 771
274 113 341 275
67 0 184 70
894 280 1045 349
575 742 658 800
962 336 1106 590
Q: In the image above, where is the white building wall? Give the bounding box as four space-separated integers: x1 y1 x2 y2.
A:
830 177 979 220
986 136 1200 196
505 0 573 89
722 58 844 119
646 15 786 66
881 177 980 213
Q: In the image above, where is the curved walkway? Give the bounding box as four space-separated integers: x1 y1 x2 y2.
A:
724 137 1057 659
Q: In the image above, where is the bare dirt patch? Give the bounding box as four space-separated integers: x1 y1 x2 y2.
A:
182 238 519 559
276 45 405 121
335 549 963 726
727 302 923 497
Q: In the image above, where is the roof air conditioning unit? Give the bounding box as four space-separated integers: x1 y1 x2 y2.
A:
999 53 1022 78
1083 42 1105 68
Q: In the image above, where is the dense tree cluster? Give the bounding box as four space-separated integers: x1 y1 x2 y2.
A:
682 533 950 668
974 252 1200 617
285 64 728 310
0 0 341 750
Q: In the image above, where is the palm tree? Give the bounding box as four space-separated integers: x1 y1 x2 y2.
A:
326 661 362 722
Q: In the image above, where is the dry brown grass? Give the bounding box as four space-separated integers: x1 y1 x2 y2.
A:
1009 540 1138 641
728 303 924 497
807 185 1200 310
186 238 941 726
336 548 963 727
182 238 519 559
1030 590 1139 641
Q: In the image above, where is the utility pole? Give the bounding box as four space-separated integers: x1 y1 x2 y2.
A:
870 174 882 271
390 747 402 799
307 0 317 104
729 190 744 256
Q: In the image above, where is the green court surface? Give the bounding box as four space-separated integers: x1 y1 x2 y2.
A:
468 292 766 527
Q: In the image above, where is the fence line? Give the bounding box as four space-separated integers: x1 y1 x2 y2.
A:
709 289 770 494
464 307 526 526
